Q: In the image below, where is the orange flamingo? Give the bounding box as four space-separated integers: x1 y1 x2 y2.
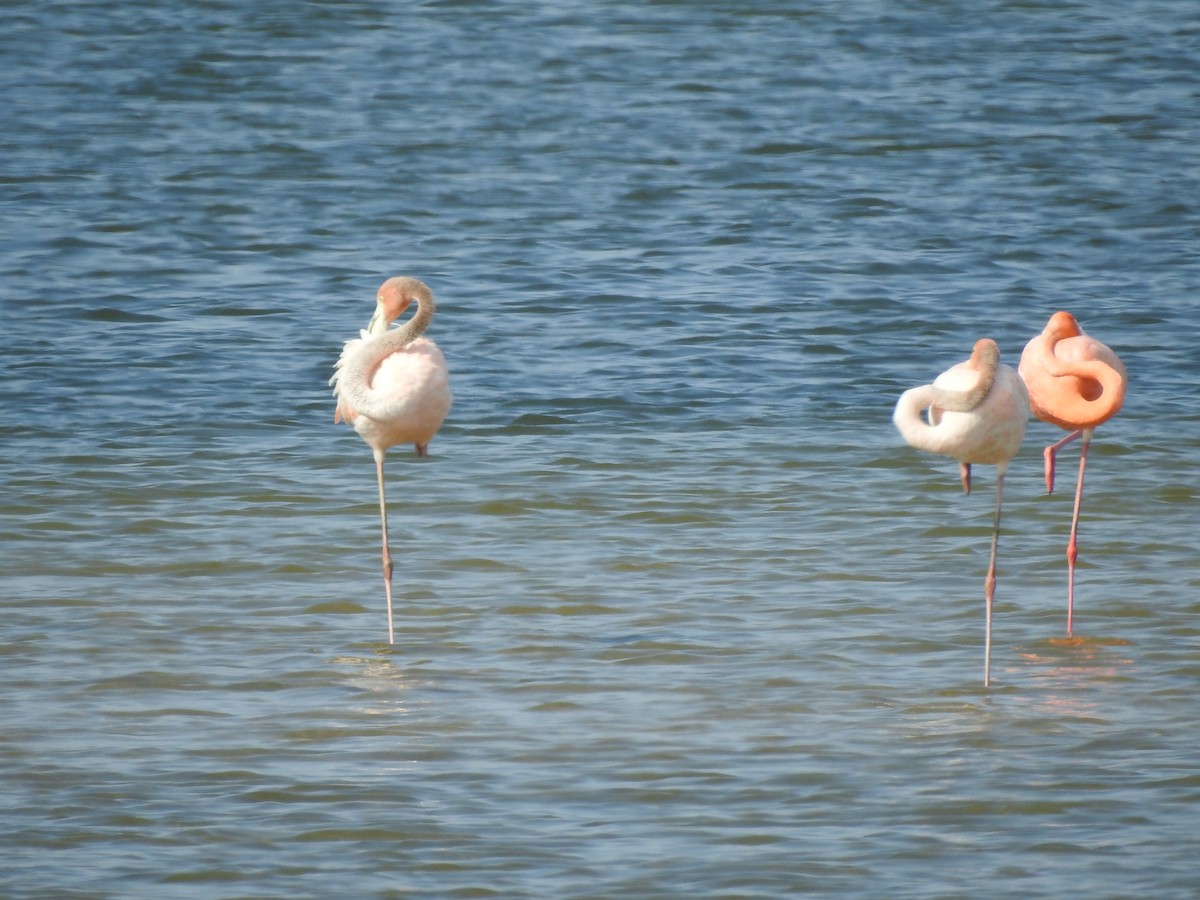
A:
1019 311 1126 637
331 277 452 644
894 339 1029 686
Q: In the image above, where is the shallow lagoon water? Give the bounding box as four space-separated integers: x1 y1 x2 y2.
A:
2 1 1199 897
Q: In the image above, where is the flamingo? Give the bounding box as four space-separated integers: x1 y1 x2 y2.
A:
893 338 1030 686
1018 311 1126 637
330 277 452 644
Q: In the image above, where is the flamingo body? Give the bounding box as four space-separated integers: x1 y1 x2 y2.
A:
334 336 450 455
894 339 1029 487
1018 311 1126 636
1018 311 1126 433
893 339 1029 686
331 277 451 644
912 363 1028 467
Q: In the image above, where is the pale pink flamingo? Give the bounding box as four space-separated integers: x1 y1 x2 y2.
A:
331 277 452 644
1018 311 1126 637
894 339 1030 686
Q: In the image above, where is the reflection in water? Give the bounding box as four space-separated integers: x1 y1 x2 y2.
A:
1016 637 1135 717
331 654 416 717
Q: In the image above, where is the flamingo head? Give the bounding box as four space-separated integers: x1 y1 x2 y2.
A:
366 276 431 335
1045 310 1083 340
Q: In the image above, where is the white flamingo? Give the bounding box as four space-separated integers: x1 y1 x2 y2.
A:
331 277 452 644
894 338 1029 686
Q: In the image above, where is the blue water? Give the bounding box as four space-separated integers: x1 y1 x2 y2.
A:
2 1 1199 897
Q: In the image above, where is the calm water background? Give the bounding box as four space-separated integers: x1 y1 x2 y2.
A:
2 1 1198 897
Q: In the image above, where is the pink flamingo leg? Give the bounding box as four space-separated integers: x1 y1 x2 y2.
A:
983 469 1006 688
374 451 395 645
1064 433 1091 637
1043 428 1082 494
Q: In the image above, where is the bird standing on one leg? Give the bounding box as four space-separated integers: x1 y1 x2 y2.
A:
894 339 1030 687
1018 311 1126 638
331 277 452 644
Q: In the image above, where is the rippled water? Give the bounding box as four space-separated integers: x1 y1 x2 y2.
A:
3 1 1199 897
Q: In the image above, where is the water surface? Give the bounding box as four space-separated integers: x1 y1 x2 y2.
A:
2 1 1198 897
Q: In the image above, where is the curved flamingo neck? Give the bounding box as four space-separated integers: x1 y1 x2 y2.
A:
372 283 435 341
932 339 998 412
1036 330 1125 428
893 384 946 456
337 288 437 420
370 286 435 355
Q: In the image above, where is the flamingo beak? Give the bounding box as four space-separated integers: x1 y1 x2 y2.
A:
366 303 388 335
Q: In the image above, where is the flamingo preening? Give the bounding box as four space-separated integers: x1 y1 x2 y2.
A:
331 277 452 644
